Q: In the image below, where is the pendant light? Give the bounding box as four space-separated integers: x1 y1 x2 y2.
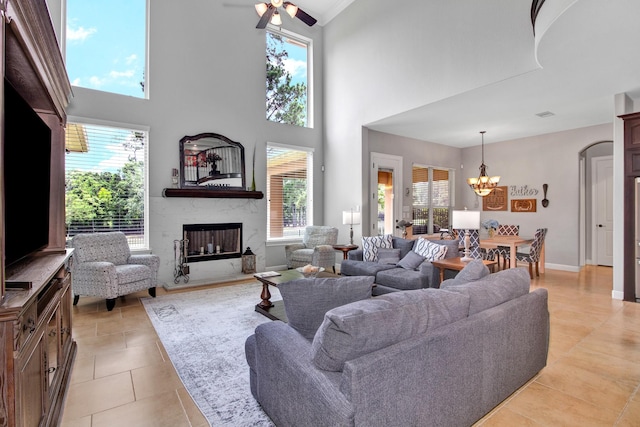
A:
467 131 500 197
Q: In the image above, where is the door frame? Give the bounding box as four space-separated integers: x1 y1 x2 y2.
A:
370 153 403 237
591 155 613 266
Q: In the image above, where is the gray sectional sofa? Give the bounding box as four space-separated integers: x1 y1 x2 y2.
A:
245 263 549 426
340 236 460 294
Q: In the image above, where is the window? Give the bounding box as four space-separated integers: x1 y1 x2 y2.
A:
65 121 148 249
266 144 313 240
412 166 454 234
65 0 147 98
266 28 311 127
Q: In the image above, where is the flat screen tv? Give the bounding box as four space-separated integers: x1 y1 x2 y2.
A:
3 79 51 268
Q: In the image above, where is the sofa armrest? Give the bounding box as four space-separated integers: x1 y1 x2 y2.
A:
253 322 354 426
347 249 364 261
128 254 160 286
418 261 441 288
285 243 306 258
71 261 119 298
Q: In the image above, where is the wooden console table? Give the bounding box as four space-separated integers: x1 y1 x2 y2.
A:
0 250 76 427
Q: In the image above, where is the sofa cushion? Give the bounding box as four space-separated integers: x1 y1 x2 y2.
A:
311 289 470 371
375 267 428 291
391 237 415 259
340 259 396 277
397 250 425 270
440 267 530 315
377 248 401 265
413 238 448 261
278 276 375 340
440 259 490 287
361 234 393 262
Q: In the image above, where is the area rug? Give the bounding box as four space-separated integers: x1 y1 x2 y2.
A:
141 281 279 426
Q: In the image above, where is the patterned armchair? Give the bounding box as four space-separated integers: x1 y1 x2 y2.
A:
71 231 160 311
285 226 339 271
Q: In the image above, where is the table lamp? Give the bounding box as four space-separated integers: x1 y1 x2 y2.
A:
342 209 361 245
452 209 480 262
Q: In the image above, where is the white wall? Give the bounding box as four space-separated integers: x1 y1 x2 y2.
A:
64 1 325 283
460 124 613 270
323 0 540 256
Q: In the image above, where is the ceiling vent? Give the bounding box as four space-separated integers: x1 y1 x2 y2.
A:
535 111 555 118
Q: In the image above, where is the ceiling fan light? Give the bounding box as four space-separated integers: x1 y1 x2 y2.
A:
271 10 282 25
255 3 268 17
271 0 284 8
285 3 298 18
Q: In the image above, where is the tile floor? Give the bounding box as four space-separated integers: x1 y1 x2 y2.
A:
60 266 640 426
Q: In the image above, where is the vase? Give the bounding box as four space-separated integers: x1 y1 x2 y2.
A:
250 173 256 192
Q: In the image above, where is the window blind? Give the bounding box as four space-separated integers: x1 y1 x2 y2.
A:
267 145 311 239
65 122 147 248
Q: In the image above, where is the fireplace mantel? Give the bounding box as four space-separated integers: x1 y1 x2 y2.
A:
163 188 264 199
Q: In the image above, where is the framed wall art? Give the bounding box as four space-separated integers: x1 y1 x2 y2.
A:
511 199 537 213
483 186 508 211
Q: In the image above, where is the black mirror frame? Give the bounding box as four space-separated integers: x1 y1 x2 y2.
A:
179 133 246 190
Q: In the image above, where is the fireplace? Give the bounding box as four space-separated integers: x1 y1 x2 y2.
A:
182 223 242 263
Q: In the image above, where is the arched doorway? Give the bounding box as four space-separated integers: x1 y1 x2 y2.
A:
579 141 614 267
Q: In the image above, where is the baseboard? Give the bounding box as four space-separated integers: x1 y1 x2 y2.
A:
611 290 624 300
543 263 580 273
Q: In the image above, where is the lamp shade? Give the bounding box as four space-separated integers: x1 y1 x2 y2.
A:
452 210 480 230
342 211 361 225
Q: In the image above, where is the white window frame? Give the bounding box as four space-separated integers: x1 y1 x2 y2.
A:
412 164 455 234
266 25 313 129
62 0 150 99
266 142 314 242
65 116 150 249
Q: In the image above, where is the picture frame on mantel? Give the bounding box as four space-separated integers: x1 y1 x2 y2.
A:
483 186 508 211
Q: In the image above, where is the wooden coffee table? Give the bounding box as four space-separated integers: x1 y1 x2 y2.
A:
431 257 498 284
255 269 339 321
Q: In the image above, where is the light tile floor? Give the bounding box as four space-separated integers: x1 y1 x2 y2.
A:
60 266 640 426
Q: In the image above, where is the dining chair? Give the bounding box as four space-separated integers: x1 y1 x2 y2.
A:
486 224 520 268
503 228 547 279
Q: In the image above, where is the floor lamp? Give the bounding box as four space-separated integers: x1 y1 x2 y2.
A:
452 210 480 262
342 209 361 245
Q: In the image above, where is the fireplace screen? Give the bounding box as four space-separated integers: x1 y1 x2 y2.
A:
182 223 242 263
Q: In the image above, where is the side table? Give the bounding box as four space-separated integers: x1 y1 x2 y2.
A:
333 244 358 260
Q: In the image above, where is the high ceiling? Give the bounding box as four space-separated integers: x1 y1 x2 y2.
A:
296 0 640 148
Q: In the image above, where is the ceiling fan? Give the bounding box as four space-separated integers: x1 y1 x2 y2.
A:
255 0 317 29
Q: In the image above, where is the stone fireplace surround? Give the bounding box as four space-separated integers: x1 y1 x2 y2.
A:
150 195 266 286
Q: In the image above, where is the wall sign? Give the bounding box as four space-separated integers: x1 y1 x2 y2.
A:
510 185 539 197
483 186 508 211
511 199 537 213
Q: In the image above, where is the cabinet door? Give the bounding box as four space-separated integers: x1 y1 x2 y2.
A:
60 278 72 354
16 330 46 427
45 305 60 394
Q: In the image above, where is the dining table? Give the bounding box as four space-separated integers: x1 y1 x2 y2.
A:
479 235 545 273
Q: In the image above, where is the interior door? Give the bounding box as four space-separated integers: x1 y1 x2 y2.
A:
370 153 402 237
594 156 613 266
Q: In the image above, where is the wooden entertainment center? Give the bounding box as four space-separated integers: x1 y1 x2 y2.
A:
0 1 75 426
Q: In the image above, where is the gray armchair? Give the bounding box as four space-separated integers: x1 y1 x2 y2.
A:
71 231 160 311
285 226 339 271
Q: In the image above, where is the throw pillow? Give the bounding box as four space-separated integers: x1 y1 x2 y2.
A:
311 289 471 371
361 234 393 262
396 250 425 270
278 276 374 340
413 238 448 261
391 237 415 259
377 248 401 265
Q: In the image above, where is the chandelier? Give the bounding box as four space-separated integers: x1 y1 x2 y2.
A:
467 131 500 197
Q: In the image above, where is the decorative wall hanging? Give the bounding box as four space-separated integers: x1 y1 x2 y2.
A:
541 184 549 207
482 186 508 211
511 199 537 213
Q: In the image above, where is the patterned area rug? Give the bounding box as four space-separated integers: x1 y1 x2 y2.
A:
142 281 278 426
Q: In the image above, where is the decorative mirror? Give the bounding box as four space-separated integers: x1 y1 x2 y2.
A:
179 133 246 190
